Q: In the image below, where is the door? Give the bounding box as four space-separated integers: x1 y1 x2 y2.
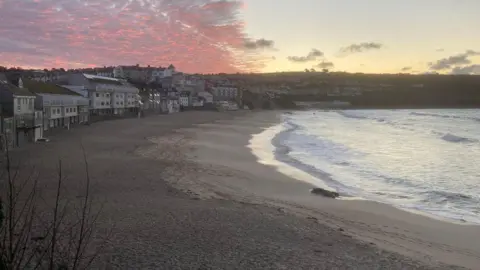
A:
35 127 42 141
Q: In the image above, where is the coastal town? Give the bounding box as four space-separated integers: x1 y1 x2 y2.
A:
0 65 244 150
2 65 480 268
2 63 480 150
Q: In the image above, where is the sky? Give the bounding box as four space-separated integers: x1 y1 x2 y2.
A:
0 0 479 74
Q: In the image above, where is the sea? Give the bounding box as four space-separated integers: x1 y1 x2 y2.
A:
263 109 480 224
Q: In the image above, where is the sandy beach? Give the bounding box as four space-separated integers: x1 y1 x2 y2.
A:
5 111 479 269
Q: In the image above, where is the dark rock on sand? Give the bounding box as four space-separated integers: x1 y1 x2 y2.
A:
310 188 340 198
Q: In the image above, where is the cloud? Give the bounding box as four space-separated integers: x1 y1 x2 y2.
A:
451 64 480 75
0 0 270 73
429 50 480 70
339 42 383 54
244 38 275 50
315 61 334 69
401 66 412 72
287 49 324 63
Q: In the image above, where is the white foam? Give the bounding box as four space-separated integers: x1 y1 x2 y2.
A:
248 123 333 191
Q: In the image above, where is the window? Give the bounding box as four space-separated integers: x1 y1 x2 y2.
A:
57 108 60 114
66 108 69 113
96 93 99 97
101 102 105 106
29 99 33 109
17 100 21 112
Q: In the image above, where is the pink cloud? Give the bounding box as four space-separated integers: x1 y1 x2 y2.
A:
0 0 272 73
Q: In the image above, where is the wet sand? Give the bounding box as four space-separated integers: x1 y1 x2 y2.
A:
4 111 475 269
156 110 480 269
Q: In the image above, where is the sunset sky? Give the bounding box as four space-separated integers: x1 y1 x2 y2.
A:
1 0 479 74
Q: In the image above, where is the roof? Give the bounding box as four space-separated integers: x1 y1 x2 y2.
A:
0 73 8 83
22 79 82 96
0 81 35 97
83 74 123 85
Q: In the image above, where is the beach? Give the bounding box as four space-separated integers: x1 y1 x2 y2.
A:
6 111 479 269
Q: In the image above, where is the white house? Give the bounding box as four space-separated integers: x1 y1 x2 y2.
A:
66 73 140 116
0 74 39 147
211 86 238 101
179 95 189 107
113 66 124 79
96 67 114 78
164 64 175 77
21 78 89 134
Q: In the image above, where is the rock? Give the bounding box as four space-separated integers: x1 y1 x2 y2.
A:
310 188 339 198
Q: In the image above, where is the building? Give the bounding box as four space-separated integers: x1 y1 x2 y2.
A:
29 70 67 83
95 67 115 78
179 92 190 108
20 79 89 135
148 68 166 83
112 65 147 82
197 90 214 104
113 64 176 82
210 86 238 101
66 73 140 117
0 74 40 148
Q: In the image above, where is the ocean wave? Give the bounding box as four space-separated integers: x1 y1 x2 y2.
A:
270 122 358 194
421 190 475 204
272 110 480 224
337 111 368 119
410 111 480 122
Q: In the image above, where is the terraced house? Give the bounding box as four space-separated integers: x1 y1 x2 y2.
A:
20 79 89 135
66 73 140 117
0 74 40 148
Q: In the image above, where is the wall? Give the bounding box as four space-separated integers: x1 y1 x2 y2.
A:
92 92 111 109
13 96 35 115
125 93 138 108
112 93 125 108
64 106 78 117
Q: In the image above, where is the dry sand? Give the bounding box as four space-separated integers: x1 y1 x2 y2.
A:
4 111 477 269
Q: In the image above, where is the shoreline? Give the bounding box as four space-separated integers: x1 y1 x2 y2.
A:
7 111 476 269
177 110 480 269
255 113 479 226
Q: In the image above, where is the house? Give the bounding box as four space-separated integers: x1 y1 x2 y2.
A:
66 73 140 117
114 64 176 82
29 70 67 83
20 79 89 135
139 88 164 115
210 86 238 101
0 74 40 147
95 67 115 78
166 88 180 114
179 92 190 108
165 64 175 77
148 68 166 83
